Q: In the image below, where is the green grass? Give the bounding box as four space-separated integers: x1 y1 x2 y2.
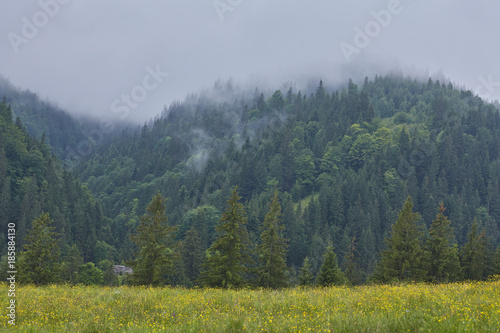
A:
1 281 499 332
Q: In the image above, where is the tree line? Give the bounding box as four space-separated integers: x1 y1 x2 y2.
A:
71 75 500 286
0 98 115 279
15 189 500 287
2 75 500 288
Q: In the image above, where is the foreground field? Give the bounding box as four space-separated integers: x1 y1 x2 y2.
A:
1 281 500 332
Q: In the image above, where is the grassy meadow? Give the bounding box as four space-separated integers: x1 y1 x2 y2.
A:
1 280 500 332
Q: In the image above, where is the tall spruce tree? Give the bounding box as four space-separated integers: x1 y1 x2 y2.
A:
481 231 496 279
317 245 345 286
61 244 84 283
425 203 461 282
298 256 314 286
199 186 252 288
373 196 428 282
460 221 488 281
180 226 204 285
343 236 363 285
18 175 41 247
128 192 178 286
18 213 61 285
257 190 289 288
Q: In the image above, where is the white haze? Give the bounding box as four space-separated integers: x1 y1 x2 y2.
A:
1 0 499 123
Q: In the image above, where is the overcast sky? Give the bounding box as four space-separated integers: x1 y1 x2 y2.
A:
1 0 500 123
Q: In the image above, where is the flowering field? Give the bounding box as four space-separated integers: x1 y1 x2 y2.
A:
1 281 500 332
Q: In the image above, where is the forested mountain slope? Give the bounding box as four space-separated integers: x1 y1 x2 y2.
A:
74 75 500 282
0 76 122 161
0 100 112 264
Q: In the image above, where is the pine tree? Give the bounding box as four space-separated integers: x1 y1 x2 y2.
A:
373 196 428 282
0 99 13 124
199 186 252 288
18 175 42 247
128 192 178 286
18 213 61 285
61 244 84 283
257 190 289 288
460 221 488 281
180 226 204 284
343 236 363 285
480 230 495 279
298 256 314 286
425 203 461 282
317 245 345 286
284 198 304 267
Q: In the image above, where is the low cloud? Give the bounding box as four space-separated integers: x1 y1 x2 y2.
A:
1 0 499 123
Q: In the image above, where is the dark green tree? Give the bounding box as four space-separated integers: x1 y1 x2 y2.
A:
98 259 119 286
180 226 204 284
316 245 345 286
257 190 289 288
460 221 483 280
18 175 42 247
18 213 61 285
373 196 428 282
298 256 314 286
343 236 363 285
269 90 285 110
425 203 460 282
78 262 104 285
397 126 411 157
128 192 178 286
61 244 84 283
0 99 13 124
94 240 118 263
481 234 495 279
460 221 490 281
199 186 252 288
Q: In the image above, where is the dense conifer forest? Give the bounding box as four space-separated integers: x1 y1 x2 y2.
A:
2 75 500 287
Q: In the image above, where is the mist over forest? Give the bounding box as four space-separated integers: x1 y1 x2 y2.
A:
2 2 500 331
2 71 500 288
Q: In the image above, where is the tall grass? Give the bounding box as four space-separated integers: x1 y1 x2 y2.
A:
1 280 499 332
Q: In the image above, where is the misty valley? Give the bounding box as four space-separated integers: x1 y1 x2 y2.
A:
1 75 500 331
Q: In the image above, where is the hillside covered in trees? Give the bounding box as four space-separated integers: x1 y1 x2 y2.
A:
3 75 500 286
0 76 126 161
0 99 115 283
